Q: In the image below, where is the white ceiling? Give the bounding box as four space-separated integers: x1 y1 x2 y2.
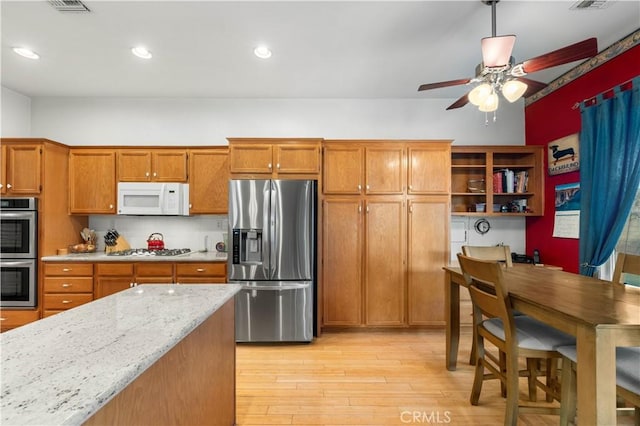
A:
1 0 639 100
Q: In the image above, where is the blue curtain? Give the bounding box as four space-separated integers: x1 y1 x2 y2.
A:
579 76 640 277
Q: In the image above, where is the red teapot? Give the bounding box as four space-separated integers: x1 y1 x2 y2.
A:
147 233 165 251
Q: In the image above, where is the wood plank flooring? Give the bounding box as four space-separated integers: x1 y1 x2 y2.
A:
236 329 572 425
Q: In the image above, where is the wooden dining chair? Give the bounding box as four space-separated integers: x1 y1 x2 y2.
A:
462 245 514 267
558 345 640 426
457 254 576 426
612 252 640 286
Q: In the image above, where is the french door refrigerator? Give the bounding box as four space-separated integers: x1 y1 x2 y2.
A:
228 179 316 342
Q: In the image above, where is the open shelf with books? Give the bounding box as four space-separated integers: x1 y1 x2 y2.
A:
451 146 544 216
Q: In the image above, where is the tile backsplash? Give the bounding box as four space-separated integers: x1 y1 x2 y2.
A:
88 215 228 252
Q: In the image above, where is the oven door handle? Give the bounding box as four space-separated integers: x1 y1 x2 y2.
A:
0 260 35 267
1 211 36 220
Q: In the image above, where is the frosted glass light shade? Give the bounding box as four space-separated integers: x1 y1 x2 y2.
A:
502 80 528 103
479 92 499 112
468 83 492 106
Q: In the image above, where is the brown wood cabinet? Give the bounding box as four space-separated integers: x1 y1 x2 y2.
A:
43 263 94 317
94 263 135 299
407 196 450 326
451 145 544 216
321 140 451 329
228 138 322 178
0 309 40 332
118 149 188 182
176 262 226 284
364 199 405 326
0 143 42 195
188 148 229 214
69 149 117 214
322 199 363 326
323 141 451 195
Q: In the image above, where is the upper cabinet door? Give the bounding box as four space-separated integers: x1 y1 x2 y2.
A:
3 144 42 195
275 144 320 174
118 150 152 181
229 144 273 174
118 150 187 182
323 145 364 195
69 149 116 214
365 146 404 194
151 150 188 182
407 143 451 194
188 149 229 214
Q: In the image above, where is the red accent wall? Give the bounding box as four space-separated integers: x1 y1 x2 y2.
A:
524 44 640 273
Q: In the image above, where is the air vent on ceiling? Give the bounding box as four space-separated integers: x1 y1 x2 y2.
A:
570 0 612 10
48 0 90 12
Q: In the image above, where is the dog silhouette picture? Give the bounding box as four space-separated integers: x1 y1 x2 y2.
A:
549 145 575 165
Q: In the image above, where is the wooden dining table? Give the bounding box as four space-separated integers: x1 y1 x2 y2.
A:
443 264 640 425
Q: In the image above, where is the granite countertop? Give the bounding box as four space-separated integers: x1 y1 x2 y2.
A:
0 283 241 425
41 251 227 262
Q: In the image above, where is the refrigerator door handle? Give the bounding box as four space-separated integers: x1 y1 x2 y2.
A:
269 180 278 279
261 181 271 279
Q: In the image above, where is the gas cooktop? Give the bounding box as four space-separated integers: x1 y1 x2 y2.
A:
106 248 192 257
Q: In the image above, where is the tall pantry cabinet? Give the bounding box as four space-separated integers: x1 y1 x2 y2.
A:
321 140 451 328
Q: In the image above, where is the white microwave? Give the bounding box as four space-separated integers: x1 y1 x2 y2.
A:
117 182 190 216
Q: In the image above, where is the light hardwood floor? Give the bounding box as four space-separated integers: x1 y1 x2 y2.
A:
236 329 572 425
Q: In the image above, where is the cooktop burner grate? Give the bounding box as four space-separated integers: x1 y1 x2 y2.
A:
106 248 192 257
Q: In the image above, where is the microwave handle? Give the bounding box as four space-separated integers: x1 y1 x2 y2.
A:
159 183 166 214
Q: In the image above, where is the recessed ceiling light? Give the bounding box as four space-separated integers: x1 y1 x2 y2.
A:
13 47 40 60
254 45 272 59
131 46 152 59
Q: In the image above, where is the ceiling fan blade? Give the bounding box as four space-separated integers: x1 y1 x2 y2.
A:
520 37 597 74
446 93 470 110
418 78 471 92
481 35 516 67
516 77 547 97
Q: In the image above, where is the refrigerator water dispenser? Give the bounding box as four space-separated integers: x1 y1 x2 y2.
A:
232 229 263 264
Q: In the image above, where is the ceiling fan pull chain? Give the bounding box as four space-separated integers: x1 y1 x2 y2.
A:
493 111 498 123
484 112 489 126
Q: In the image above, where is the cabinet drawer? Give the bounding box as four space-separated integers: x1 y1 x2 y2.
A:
44 263 93 276
0 310 40 331
95 263 134 276
136 263 174 277
43 293 93 310
175 262 226 277
44 277 93 293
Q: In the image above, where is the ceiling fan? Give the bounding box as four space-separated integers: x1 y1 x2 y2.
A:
417 0 598 112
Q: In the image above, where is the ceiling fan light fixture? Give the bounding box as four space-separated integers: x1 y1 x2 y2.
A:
468 83 492 106
502 80 528 102
254 45 272 59
479 91 499 112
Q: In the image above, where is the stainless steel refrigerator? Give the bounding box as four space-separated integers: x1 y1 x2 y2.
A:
228 179 316 342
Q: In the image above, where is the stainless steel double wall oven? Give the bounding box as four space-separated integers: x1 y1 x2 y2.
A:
0 197 38 307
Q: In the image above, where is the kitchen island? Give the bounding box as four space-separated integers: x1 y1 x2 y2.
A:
1 283 240 425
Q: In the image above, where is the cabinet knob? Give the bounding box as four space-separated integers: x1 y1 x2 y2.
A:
6 184 12 189
366 184 370 190
0 317 6 321
109 204 114 209
366 206 370 213
62 268 72 272
129 282 135 287
268 163 272 169
357 184 361 191
196 268 206 272
0 184 3 189
276 163 280 169
146 172 150 177
153 172 157 177
409 185 413 190
62 283 72 288
62 300 72 304
189 203 192 208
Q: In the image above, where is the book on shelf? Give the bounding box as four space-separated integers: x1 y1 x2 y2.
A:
493 169 529 194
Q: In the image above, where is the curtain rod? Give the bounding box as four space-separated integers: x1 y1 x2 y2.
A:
571 78 636 110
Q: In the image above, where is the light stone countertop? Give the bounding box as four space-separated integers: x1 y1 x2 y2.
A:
0 283 241 426
41 250 227 262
